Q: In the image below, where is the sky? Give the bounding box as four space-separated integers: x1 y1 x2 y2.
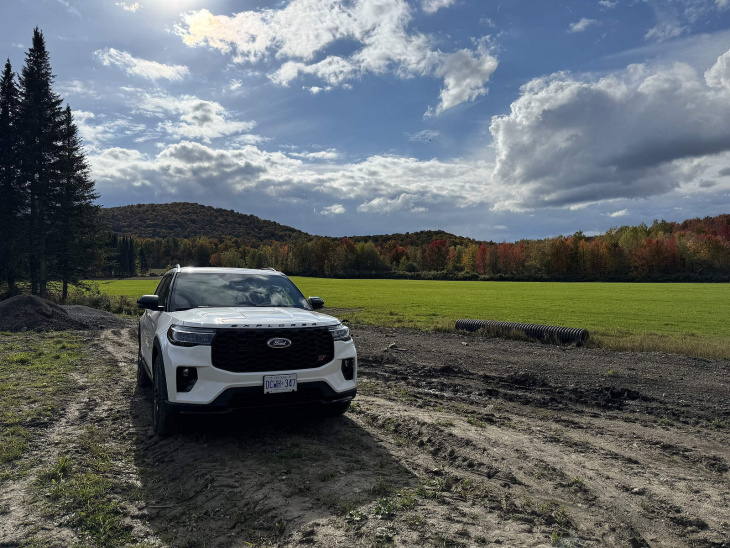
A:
3 0 730 241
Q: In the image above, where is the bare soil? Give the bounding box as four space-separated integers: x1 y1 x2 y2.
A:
1 314 729 547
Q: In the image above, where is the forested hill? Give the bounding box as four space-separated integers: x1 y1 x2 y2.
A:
347 230 477 248
102 202 472 246
101 203 309 244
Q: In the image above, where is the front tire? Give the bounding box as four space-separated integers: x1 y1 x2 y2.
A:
152 354 178 436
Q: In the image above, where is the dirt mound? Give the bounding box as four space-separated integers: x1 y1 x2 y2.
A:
0 295 124 332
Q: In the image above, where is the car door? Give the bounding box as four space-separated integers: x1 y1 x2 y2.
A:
141 273 172 366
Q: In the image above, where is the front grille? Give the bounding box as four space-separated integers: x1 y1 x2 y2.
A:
211 327 335 373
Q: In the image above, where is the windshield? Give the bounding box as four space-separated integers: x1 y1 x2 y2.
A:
170 272 311 311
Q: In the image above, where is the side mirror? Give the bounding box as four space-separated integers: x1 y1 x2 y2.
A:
137 295 161 310
308 296 325 310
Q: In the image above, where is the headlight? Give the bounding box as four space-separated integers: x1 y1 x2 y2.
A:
328 322 351 342
167 325 216 346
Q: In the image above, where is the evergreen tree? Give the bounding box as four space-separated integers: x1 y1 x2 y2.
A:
18 28 64 297
139 247 148 273
0 59 22 295
53 106 101 298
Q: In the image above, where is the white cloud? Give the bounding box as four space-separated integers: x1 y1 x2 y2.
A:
132 92 256 142
356 193 428 214
608 209 629 217
89 140 493 218
175 0 497 115
229 79 243 90
642 0 729 43
58 79 98 98
598 1 617 8
426 49 498 117
229 134 271 145
94 48 189 81
289 149 341 160
568 18 598 33
405 129 440 142
321 204 346 215
705 49 730 90
489 49 730 211
304 85 333 94
116 2 141 12
644 21 685 42
73 111 145 150
271 56 357 87
421 0 455 14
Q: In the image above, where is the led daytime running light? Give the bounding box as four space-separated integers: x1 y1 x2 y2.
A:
167 325 216 346
328 323 351 341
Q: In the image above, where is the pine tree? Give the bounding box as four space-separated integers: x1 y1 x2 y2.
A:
0 59 22 296
53 106 101 299
18 28 64 297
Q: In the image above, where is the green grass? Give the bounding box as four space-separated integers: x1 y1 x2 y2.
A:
35 427 133 547
0 334 81 479
88 278 730 358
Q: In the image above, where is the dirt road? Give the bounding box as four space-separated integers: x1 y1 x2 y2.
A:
2 320 728 547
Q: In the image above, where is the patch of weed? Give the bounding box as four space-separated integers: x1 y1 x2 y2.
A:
374 497 397 520
467 417 486 428
397 488 416 509
346 509 368 524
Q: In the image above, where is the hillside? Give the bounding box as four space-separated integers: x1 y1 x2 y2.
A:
102 202 473 246
347 230 478 248
101 203 309 244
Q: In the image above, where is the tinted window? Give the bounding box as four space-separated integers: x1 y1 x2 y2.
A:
170 273 310 311
156 274 173 309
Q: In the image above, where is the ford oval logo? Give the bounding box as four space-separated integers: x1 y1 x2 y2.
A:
267 337 292 349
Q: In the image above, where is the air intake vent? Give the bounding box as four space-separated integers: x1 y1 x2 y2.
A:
211 328 335 373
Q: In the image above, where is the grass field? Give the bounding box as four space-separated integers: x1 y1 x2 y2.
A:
89 278 730 358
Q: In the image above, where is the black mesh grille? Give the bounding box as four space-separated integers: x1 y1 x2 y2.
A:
211 328 335 373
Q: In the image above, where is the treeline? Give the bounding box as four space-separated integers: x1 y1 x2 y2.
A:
0 29 101 298
103 214 730 282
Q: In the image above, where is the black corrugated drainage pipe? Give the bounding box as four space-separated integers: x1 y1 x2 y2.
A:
455 319 589 346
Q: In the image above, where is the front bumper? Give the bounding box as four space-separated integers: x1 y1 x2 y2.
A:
161 337 357 405
165 383 357 414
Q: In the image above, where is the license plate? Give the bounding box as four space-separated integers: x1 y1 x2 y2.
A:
263 374 297 394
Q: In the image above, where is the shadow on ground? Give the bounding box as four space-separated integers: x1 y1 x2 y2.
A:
130 385 413 547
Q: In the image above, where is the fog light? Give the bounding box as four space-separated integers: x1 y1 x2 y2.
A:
341 358 355 381
176 367 198 392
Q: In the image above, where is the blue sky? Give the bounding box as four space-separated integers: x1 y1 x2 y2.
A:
3 0 730 241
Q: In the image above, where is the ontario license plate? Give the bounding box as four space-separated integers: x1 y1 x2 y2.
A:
263 374 297 394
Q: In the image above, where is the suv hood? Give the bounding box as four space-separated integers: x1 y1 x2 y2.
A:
169 307 340 328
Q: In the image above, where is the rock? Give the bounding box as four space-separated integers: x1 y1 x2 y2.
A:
631 487 646 495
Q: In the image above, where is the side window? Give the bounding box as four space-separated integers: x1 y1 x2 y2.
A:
156 275 172 310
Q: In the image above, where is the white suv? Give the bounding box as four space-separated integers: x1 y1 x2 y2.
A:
137 266 357 436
